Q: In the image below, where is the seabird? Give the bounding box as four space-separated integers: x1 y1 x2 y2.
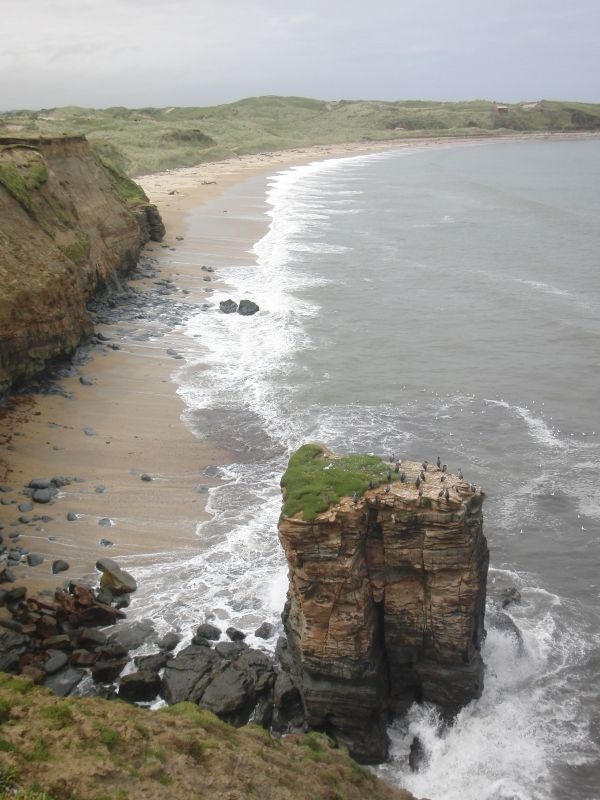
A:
458 468 464 480
470 483 477 492
436 456 441 469
385 484 391 494
441 475 446 482
420 471 426 481
400 472 406 483
418 488 424 497
415 476 421 489
442 464 447 473
438 488 445 498
444 488 450 501
394 462 400 473
387 471 392 482
422 460 428 471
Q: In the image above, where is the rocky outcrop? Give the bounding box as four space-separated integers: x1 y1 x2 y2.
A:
279 444 488 763
0 135 164 399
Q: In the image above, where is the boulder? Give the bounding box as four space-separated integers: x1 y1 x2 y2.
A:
255 622 274 639
108 619 155 650
44 666 84 697
237 299 259 316
118 670 162 702
226 626 246 642
157 632 181 651
162 645 220 704
219 299 238 314
195 623 221 641
95 557 137 595
32 488 52 504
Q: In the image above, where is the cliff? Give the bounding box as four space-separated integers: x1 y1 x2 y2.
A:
0 135 164 399
279 444 489 763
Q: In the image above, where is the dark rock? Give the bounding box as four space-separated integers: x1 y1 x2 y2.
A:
255 623 275 641
135 652 169 672
500 587 522 608
409 736 427 772
203 465 219 478
219 299 238 314
95 485 106 493
99 539 113 548
44 666 84 696
6 586 27 603
0 569 16 584
157 631 181 651
108 619 155 650
196 484 209 494
196 623 221 641
91 659 128 683
18 502 33 513
226 626 246 642
192 635 212 647
26 553 44 567
32 488 52 504
237 299 260 316
79 376 94 386
67 512 78 521
29 478 51 490
78 627 108 647
83 427 96 437
96 557 137 595
0 486 13 493
162 645 220 704
51 476 71 488
271 671 303 734
52 560 70 574
71 649 97 667
98 517 113 527
215 641 247 659
140 473 152 482
44 650 69 674
118 670 162 702
18 515 31 524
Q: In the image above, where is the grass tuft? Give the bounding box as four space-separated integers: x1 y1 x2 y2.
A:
281 444 392 520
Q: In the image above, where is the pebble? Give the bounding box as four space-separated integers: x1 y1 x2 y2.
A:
99 539 113 548
18 503 33 513
67 512 78 521
98 518 113 527
83 427 97 436
79 376 95 386
0 486 13 493
52 560 70 574
32 488 52 504
95 485 106 494
140 474 152 482
27 554 44 567
29 478 51 490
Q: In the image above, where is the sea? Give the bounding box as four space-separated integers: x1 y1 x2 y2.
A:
129 137 600 800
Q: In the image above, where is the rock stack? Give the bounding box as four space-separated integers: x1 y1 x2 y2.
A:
278 445 489 763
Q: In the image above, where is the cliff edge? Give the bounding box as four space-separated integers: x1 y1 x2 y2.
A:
0 135 165 399
279 444 489 763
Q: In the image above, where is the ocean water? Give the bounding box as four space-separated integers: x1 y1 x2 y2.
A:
134 138 600 799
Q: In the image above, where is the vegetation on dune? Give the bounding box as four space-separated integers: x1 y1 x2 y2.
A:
1 96 599 176
0 673 413 800
281 443 392 520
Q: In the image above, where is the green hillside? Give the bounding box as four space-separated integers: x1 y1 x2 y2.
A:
1 96 599 176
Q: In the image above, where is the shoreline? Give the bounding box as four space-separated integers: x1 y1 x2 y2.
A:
0 130 594 607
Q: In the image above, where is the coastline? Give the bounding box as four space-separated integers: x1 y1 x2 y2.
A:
0 130 593 604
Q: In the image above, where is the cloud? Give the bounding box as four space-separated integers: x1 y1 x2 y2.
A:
0 0 598 109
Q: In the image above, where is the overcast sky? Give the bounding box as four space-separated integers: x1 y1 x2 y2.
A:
1 0 599 110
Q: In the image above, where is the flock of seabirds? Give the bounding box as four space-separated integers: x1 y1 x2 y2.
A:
352 456 484 505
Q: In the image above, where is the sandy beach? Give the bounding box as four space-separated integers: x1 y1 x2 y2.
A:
0 131 588 600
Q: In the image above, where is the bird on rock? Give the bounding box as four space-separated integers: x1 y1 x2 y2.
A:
444 488 450 501
415 476 421 489
437 456 441 469
458 468 464 480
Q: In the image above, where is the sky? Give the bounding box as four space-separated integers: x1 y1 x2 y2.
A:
1 0 599 110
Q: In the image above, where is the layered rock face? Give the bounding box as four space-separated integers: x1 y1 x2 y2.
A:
0 135 164 398
279 446 489 763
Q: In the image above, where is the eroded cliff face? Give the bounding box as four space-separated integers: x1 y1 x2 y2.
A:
0 135 164 398
279 445 489 763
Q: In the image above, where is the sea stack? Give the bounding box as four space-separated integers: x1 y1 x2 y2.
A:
278 444 489 763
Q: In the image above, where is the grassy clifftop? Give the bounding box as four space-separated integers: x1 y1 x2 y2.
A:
0 673 415 800
1 96 599 176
